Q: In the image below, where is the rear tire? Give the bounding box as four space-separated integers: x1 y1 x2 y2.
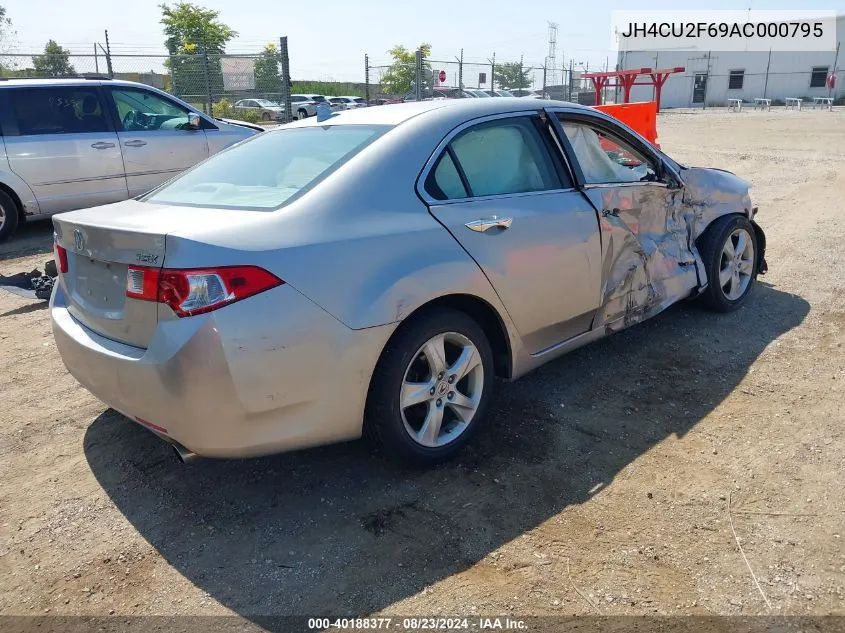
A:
0 189 20 244
365 308 494 466
298 109 308 120
698 214 758 312
261 112 271 121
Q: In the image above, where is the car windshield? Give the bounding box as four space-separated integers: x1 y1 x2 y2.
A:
144 125 389 211
311 96 327 103
498 90 515 97
255 99 276 107
354 98 365 103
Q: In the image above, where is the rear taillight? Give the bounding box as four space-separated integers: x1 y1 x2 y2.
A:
55 242 68 274
126 265 283 317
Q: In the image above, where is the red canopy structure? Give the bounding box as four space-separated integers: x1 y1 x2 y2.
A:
581 67 685 110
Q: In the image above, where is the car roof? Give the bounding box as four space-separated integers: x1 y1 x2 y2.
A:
288 97 597 128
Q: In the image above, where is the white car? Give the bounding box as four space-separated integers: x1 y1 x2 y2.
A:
328 96 367 110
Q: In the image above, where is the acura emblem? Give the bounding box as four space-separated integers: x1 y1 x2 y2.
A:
73 229 85 252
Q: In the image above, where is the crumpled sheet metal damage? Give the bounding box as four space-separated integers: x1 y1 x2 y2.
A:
585 167 753 332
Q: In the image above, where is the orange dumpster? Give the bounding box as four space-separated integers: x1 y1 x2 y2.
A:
594 101 660 148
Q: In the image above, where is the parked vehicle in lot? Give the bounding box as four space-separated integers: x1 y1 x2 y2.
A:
233 98 285 121
329 96 367 110
51 98 767 466
296 94 343 113
464 89 491 98
290 94 319 119
485 89 516 97
403 87 476 101
511 89 545 98
0 78 259 243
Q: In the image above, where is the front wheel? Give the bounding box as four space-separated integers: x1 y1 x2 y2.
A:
261 112 271 121
365 308 494 466
698 215 759 312
297 109 308 120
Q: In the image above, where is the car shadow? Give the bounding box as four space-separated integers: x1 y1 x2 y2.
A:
0 217 54 261
84 282 809 621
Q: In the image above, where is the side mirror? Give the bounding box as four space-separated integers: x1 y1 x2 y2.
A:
188 113 202 129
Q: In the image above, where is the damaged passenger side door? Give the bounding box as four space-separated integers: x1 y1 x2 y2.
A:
555 113 698 331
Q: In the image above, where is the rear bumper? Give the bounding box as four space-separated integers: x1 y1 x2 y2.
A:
51 282 395 458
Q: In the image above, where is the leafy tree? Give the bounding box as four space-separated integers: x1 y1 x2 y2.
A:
380 43 431 95
0 6 16 73
32 40 75 77
159 2 236 104
493 62 532 90
253 43 281 95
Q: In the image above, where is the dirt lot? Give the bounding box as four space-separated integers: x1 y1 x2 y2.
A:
0 108 843 623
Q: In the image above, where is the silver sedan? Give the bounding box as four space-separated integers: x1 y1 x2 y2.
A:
50 98 767 465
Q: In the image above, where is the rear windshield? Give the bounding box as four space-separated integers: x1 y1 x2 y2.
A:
144 125 389 210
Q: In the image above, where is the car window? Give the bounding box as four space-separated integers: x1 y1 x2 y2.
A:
444 117 561 198
110 88 191 132
255 100 275 107
291 96 305 102
426 151 468 200
9 87 109 135
354 98 365 104
329 98 342 104
145 125 390 210
561 120 658 184
311 96 327 103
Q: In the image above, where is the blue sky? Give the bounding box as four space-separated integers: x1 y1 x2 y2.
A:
5 0 843 81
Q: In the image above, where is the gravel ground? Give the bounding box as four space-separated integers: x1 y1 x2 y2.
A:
0 108 843 622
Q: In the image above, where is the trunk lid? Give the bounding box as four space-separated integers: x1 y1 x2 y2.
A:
54 209 166 349
53 199 275 349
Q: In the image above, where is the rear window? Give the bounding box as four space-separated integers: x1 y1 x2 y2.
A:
144 125 389 210
311 95 327 103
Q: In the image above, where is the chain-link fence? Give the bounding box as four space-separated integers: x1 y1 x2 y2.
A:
364 50 579 102
0 45 368 123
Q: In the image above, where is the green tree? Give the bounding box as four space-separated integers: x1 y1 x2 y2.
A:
253 43 281 95
380 43 431 95
0 6 16 73
32 40 75 77
159 2 236 103
493 62 531 91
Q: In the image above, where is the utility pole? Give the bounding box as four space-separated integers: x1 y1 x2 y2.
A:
488 53 496 91
830 42 840 99
703 50 712 109
457 48 463 89
104 29 114 78
568 58 574 101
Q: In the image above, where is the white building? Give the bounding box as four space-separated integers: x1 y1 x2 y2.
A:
617 15 843 108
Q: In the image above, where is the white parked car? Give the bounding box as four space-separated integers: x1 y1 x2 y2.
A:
328 96 367 110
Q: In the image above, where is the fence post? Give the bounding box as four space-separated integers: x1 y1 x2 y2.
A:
490 53 495 91
458 48 463 89
279 36 292 123
415 48 422 100
94 44 99 75
104 29 114 78
364 54 370 104
542 64 547 98
201 45 212 115
763 48 772 99
568 58 574 101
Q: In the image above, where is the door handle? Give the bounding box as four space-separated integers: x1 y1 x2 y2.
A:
90 141 115 149
602 207 621 217
465 216 513 233
124 140 147 147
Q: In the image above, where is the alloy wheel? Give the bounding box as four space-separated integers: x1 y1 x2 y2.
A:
719 227 755 300
400 332 484 448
